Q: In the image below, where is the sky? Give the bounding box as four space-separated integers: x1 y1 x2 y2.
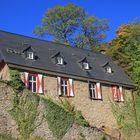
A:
0 0 139 42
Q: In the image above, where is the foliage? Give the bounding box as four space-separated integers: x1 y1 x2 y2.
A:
107 20 140 133
33 3 108 49
135 95 140 129
0 133 15 140
107 21 140 92
100 135 108 140
111 97 137 138
74 111 89 127
9 69 24 92
59 98 75 113
9 92 41 139
59 99 89 127
74 16 108 49
43 98 74 139
0 134 43 140
25 136 43 140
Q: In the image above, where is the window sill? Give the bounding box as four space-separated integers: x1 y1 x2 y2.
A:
90 98 102 101
59 95 74 98
114 100 124 103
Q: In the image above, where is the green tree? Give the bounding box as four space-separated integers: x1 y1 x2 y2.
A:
74 16 108 49
107 20 140 133
108 21 140 91
33 3 108 49
103 21 140 133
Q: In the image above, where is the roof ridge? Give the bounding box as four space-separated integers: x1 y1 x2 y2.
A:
0 30 99 54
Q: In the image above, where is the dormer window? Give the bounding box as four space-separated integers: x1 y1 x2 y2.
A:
51 52 65 65
78 57 90 70
106 66 112 73
102 62 113 74
57 57 63 65
83 62 89 70
27 52 34 60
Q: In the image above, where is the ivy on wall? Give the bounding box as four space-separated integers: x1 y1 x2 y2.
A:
111 97 139 139
9 69 24 92
43 98 74 139
43 98 89 139
9 92 41 139
3 69 89 139
59 99 89 127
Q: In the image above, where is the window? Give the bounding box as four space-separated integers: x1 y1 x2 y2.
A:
24 72 43 94
83 62 89 70
112 86 124 102
106 66 112 73
89 82 102 100
61 78 68 96
57 57 63 65
27 52 34 59
89 82 96 99
28 74 37 93
57 77 74 97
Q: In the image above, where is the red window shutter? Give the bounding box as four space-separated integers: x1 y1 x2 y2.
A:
37 74 43 94
119 86 124 102
112 86 119 101
68 79 74 97
57 77 61 95
24 72 29 88
95 83 102 99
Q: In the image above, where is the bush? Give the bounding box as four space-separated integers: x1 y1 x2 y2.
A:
43 98 74 139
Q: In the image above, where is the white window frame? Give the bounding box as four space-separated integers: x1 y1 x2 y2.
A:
83 62 89 70
29 75 37 93
89 82 96 99
57 57 63 65
61 78 68 96
27 52 34 60
106 66 112 73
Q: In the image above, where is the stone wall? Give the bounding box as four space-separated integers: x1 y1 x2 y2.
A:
0 82 115 140
44 75 132 128
0 62 10 80
0 83 19 138
0 65 133 137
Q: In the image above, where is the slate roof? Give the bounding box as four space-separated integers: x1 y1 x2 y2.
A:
0 30 134 87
